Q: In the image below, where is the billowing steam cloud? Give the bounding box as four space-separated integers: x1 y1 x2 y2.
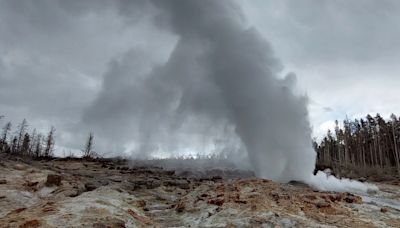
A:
84 0 376 192
151 0 317 182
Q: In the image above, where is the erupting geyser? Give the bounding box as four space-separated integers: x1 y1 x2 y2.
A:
86 0 376 192
150 0 315 182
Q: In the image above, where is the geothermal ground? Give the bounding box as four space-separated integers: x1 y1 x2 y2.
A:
0 153 399 227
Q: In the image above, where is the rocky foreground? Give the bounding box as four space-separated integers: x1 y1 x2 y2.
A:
0 154 399 227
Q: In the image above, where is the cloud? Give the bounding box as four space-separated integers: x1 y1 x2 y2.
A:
0 0 172 150
239 0 400 137
240 0 400 65
1 0 400 159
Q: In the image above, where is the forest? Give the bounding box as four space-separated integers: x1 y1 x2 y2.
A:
314 113 400 178
0 117 56 158
0 116 94 159
2 114 400 179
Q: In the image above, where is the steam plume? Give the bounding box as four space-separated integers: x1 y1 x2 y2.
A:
85 0 376 192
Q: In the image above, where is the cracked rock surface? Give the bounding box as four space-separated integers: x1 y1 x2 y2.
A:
0 153 399 227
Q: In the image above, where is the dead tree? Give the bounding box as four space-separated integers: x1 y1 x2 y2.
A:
21 133 31 156
16 119 28 153
34 134 43 158
83 132 94 158
1 122 11 152
44 127 55 158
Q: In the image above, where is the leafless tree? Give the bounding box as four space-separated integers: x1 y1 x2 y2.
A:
44 126 55 157
83 132 94 158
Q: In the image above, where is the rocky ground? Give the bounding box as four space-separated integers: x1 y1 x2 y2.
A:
0 153 399 227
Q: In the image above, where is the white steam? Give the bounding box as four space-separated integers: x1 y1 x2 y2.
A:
307 171 378 193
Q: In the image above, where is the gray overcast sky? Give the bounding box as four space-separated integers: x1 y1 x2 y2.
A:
1 0 400 155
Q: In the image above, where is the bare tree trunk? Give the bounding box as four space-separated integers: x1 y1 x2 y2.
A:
373 137 378 167
378 134 383 168
362 146 366 176
392 123 400 176
338 144 342 173
369 144 374 166
344 136 348 168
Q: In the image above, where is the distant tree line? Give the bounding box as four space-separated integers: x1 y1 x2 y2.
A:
0 116 94 159
314 113 400 177
0 118 56 158
3 114 400 178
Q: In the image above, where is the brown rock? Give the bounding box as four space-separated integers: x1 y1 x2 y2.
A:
93 223 108 228
12 208 27 213
343 194 362 204
163 179 190 189
26 181 39 187
208 198 224 206
200 193 209 198
133 199 146 208
84 182 99 191
175 201 186 213
305 194 317 201
146 180 162 189
315 200 331 208
358 177 367 182
326 194 341 202
271 192 281 202
211 176 223 181
46 174 62 186
0 179 7 184
127 209 153 225
109 176 123 182
381 207 388 213
19 219 40 228
63 189 79 197
235 200 247 204
93 219 125 228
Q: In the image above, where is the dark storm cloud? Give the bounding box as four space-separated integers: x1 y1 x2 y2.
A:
288 0 400 63
0 0 109 134
0 0 171 151
241 0 400 65
239 0 400 136
1 0 400 163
